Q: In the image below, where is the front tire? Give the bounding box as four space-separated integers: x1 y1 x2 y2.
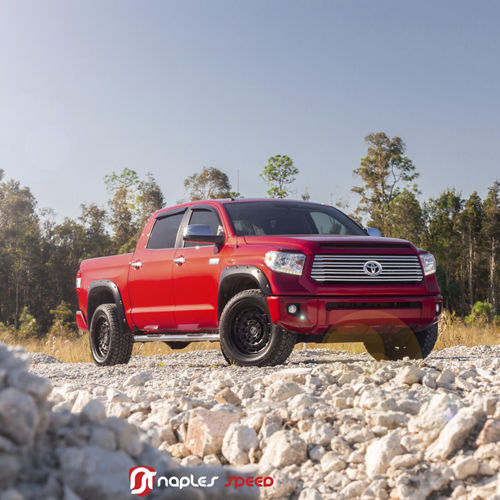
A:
89 304 133 366
219 289 296 366
364 323 438 361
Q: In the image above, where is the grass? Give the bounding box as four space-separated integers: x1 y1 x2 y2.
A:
434 318 500 350
1 315 499 363
0 330 221 363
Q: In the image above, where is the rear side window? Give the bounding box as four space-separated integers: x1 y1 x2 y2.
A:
184 209 222 247
147 212 184 249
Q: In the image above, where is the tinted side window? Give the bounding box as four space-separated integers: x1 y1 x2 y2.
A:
147 212 184 249
184 209 222 247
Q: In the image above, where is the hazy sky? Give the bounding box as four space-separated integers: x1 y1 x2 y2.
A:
0 1 499 220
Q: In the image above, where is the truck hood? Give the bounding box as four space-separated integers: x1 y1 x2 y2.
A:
242 235 418 252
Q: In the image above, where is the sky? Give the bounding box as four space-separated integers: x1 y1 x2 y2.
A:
0 0 499 220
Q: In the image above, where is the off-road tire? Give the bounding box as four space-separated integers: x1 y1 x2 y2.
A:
89 304 133 366
414 323 439 358
219 289 296 366
364 323 438 361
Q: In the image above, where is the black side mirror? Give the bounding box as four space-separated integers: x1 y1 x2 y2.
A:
183 224 225 245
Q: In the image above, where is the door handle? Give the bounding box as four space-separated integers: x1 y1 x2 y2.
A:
131 261 143 269
173 257 186 265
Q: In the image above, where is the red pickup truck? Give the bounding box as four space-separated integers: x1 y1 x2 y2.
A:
76 199 442 366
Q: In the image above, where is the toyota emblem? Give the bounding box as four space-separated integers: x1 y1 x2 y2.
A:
363 260 383 276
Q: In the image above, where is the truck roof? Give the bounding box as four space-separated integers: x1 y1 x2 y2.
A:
152 198 332 218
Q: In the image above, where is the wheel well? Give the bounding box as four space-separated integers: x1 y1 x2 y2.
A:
88 289 115 326
218 276 261 318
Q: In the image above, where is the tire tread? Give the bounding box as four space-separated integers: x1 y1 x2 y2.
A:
219 289 296 367
90 304 133 366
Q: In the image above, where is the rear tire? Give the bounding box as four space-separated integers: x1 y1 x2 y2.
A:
219 289 296 366
364 323 438 361
89 304 133 366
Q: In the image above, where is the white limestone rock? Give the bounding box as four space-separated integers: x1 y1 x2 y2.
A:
365 430 405 477
222 423 258 465
427 406 485 460
260 430 307 467
0 388 38 445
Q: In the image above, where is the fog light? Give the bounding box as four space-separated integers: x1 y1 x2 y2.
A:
288 304 298 314
436 303 442 314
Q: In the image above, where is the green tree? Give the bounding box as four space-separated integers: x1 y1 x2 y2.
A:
41 214 87 328
465 301 494 325
104 168 164 253
18 306 38 338
49 300 77 336
79 203 113 259
0 177 43 329
423 189 463 312
260 154 298 198
457 192 483 309
481 181 500 313
386 189 425 245
137 173 165 227
104 168 140 252
352 133 419 234
183 167 233 201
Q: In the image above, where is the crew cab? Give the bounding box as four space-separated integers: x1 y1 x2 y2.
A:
76 199 442 366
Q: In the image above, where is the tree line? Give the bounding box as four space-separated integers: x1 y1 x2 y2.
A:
0 131 498 335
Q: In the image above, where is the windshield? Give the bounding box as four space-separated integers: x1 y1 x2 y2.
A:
224 201 366 236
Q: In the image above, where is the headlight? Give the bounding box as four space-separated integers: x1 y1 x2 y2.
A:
264 251 306 276
419 253 436 276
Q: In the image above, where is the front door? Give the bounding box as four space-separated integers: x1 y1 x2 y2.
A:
128 210 186 331
172 207 223 330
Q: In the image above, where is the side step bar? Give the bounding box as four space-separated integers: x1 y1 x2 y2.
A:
133 333 220 343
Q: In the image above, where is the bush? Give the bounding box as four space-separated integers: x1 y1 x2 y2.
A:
465 301 494 326
48 301 79 338
18 306 39 338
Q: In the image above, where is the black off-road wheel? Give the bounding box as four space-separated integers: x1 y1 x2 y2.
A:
364 323 438 361
89 304 133 366
219 289 296 367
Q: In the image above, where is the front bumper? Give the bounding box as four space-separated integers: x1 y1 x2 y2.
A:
267 295 442 334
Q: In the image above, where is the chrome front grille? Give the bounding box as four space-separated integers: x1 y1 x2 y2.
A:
311 254 423 283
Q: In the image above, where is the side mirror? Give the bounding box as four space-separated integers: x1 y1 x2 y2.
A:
183 224 225 245
366 227 381 237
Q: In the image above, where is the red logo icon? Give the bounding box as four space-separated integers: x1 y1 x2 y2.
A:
129 466 157 497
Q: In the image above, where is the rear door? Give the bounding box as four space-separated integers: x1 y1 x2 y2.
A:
128 209 187 331
172 206 223 330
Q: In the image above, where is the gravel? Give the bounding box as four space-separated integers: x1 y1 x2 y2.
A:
23 345 500 499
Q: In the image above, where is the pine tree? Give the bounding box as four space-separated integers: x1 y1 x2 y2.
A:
481 181 500 313
352 132 418 234
260 155 298 198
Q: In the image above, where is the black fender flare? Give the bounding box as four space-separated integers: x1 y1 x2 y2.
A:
218 265 272 318
87 280 130 332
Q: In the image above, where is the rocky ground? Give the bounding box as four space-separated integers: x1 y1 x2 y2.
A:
2 344 500 499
